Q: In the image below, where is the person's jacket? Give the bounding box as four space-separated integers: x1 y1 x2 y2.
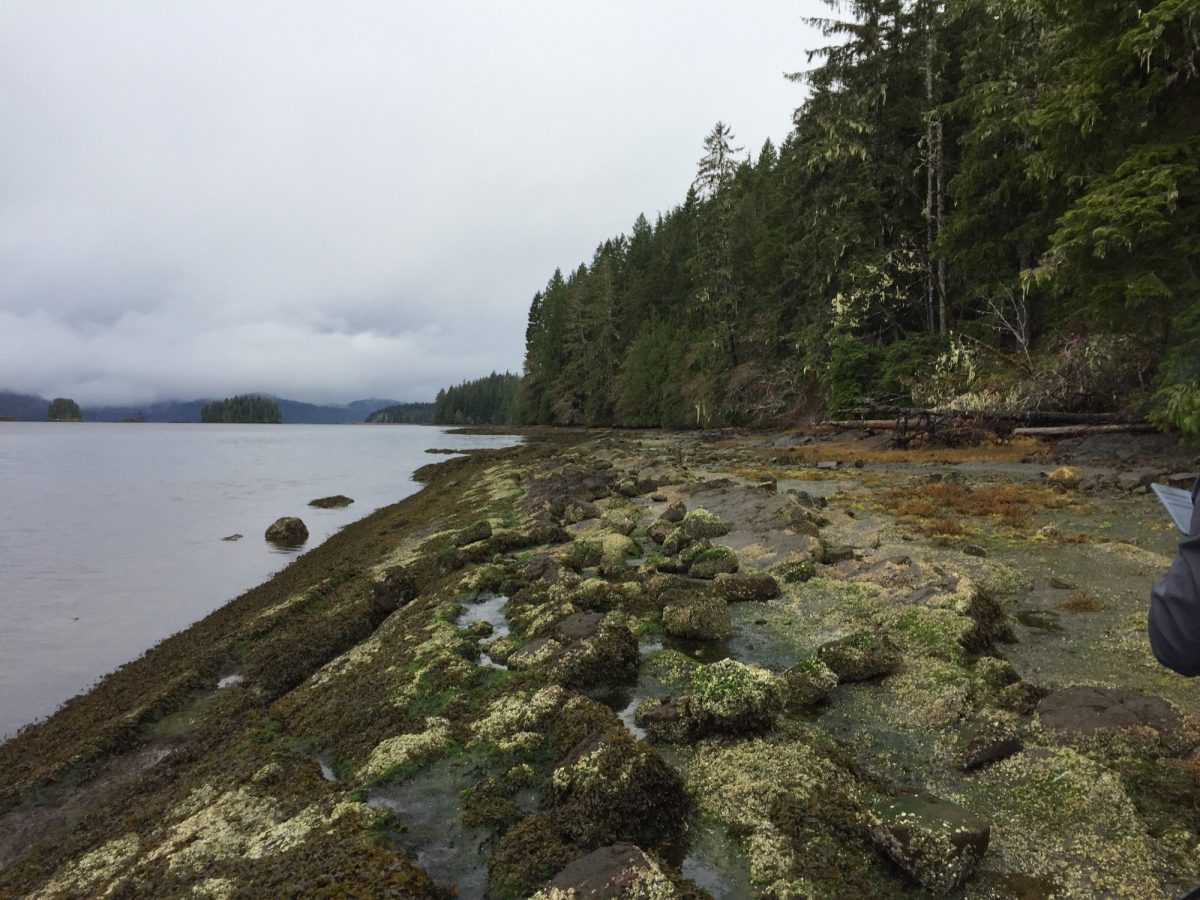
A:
1149 478 1200 676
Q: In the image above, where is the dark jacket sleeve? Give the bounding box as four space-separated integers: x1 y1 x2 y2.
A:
1149 479 1200 676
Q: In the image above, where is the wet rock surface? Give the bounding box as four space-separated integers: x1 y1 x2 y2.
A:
308 494 354 508
264 515 308 545
868 792 990 893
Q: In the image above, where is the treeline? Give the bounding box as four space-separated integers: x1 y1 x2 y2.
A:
433 372 520 426
47 398 82 421
520 0 1200 438
200 395 282 424
365 402 435 424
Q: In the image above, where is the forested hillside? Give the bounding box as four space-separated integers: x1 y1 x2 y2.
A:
433 372 520 425
520 0 1200 439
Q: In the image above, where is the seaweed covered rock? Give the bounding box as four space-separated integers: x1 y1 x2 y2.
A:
553 621 639 688
550 729 688 847
680 508 729 540
601 509 637 536
867 792 990 894
782 658 839 709
508 637 565 671
371 565 418 614
489 815 577 900
647 520 675 545
265 516 308 546
688 545 739 579
453 519 493 547
634 697 698 744
691 660 784 734
567 578 625 613
532 843 694 899
715 573 780 602
564 499 601 524
662 595 731 641
817 632 902 682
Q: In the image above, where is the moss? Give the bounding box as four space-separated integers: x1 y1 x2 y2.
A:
776 559 817 583
688 545 740 579
890 607 970 663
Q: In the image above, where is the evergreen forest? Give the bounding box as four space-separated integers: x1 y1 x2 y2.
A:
200 395 283 424
432 373 521 426
365 402 436 424
518 0 1200 440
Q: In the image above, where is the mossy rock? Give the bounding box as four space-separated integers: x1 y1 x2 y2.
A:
533 843 698 899
647 521 675 545
782 657 839 709
372 565 417 614
662 596 731 641
567 578 625 613
688 545 740 580
776 558 817 584
549 729 688 847
633 697 699 744
601 510 638 536
690 659 784 734
680 508 729 539
453 519 494 547
817 631 902 683
563 498 601 524
566 539 604 571
508 637 565 671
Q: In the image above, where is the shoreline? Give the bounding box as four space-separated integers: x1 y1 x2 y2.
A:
3 427 1199 896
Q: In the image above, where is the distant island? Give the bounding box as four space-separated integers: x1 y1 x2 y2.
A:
200 395 282 424
46 397 82 421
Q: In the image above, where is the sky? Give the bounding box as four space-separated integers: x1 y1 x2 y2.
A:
0 1 827 405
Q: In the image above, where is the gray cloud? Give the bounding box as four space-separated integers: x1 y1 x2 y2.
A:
0 0 824 405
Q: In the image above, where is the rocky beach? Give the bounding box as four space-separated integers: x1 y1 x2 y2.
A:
2 427 1199 898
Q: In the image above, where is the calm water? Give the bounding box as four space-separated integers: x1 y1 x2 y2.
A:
0 422 519 739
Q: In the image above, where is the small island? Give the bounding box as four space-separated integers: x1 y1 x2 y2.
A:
200 395 282 424
46 397 82 421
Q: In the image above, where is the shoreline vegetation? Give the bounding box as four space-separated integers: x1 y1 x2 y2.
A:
3 427 1199 896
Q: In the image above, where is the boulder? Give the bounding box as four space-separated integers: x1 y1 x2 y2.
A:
508 637 565 671
556 611 605 642
817 631 901 682
714 573 780 602
633 697 698 744
647 521 674 545
662 596 731 641
534 844 686 900
868 792 990 894
660 501 687 523
563 498 601 524
1047 466 1084 490
1117 470 1158 493
371 565 417 614
453 519 493 547
265 516 308 546
782 658 839 708
602 509 638 536
550 730 688 847
679 508 729 540
308 494 354 508
688 545 740 579
553 622 639 688
690 659 784 734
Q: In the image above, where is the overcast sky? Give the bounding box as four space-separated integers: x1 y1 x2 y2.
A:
0 1 826 405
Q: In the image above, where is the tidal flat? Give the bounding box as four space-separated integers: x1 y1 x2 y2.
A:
1 428 1198 898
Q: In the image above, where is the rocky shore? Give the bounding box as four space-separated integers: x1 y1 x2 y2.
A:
1 428 1199 898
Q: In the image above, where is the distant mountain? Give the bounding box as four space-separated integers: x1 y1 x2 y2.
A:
85 396 403 424
1 391 407 423
0 391 49 420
